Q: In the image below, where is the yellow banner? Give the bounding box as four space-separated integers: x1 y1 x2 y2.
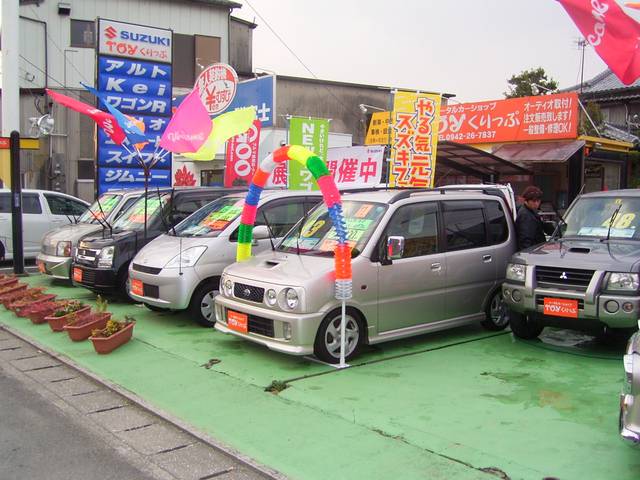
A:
364 111 391 145
389 91 441 188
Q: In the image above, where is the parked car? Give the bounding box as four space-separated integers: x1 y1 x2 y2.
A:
128 190 321 325
503 189 640 340
36 189 145 280
436 183 517 220
72 187 243 296
0 189 89 260
621 324 640 446
214 188 516 363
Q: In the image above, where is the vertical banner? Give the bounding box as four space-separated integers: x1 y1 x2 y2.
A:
288 117 329 190
224 120 262 187
96 19 173 194
390 92 441 188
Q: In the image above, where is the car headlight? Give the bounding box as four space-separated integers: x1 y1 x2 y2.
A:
266 289 277 306
224 278 234 296
283 288 298 309
56 241 72 257
605 272 639 292
164 246 207 269
98 246 115 268
506 263 526 282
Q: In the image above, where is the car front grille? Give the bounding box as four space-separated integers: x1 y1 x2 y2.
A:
233 283 265 303
143 283 159 298
80 268 96 285
248 314 274 337
132 263 162 275
75 248 99 266
535 266 594 291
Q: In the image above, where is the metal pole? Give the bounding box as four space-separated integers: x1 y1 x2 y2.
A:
339 299 346 367
10 132 25 275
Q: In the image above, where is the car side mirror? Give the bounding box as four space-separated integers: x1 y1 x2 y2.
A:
543 220 557 236
253 225 270 240
387 236 405 260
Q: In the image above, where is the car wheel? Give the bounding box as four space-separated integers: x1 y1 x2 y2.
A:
480 289 509 331
189 281 219 327
313 309 364 364
145 303 167 312
509 310 544 339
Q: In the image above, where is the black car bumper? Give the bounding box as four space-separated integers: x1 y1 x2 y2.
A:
72 264 118 291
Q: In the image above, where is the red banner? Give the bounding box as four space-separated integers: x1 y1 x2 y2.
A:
224 120 261 187
558 0 640 85
438 92 579 144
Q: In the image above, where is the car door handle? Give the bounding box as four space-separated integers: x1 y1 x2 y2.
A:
483 255 492 263
430 262 441 271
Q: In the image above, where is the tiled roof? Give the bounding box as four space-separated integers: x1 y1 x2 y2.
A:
562 69 640 95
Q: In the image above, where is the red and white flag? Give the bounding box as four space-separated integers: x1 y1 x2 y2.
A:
558 0 640 84
224 120 261 187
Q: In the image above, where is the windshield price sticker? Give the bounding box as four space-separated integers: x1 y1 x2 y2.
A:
319 238 357 252
202 205 242 230
354 204 373 218
128 198 162 223
578 227 635 238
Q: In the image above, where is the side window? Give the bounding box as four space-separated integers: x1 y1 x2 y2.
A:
171 197 203 224
44 194 74 215
0 193 10 213
443 201 486 251
70 199 88 215
113 197 138 221
24 194 43 214
485 200 508 245
257 200 305 237
385 202 438 258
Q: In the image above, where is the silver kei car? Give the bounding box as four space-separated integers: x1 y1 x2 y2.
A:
215 188 517 363
128 190 321 326
621 323 640 446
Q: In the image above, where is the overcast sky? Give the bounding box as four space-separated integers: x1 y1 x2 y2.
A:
233 0 638 103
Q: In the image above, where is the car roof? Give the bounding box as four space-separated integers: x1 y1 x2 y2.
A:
339 188 504 204
580 188 640 198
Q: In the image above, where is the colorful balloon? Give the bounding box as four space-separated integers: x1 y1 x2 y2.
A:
236 145 352 300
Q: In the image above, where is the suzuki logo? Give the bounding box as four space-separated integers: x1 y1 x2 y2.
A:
559 272 568 280
243 288 251 298
105 26 117 39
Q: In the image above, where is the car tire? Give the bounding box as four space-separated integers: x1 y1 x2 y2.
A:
188 280 219 327
313 309 364 364
509 310 544 339
145 303 167 312
480 289 509 331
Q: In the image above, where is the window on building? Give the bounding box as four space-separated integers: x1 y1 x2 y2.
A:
195 35 221 75
173 33 195 88
77 159 95 180
70 20 96 48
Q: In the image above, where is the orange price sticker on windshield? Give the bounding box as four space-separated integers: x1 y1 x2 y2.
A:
354 204 373 218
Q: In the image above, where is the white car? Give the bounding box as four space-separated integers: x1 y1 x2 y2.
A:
0 189 89 260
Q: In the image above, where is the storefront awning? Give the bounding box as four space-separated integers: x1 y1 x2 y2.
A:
436 141 532 179
491 140 585 164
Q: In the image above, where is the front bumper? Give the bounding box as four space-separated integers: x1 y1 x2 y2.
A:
128 265 200 310
36 253 72 280
214 294 326 356
620 392 640 446
503 279 640 329
72 264 118 291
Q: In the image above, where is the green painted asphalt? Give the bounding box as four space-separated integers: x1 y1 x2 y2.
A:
1 275 638 480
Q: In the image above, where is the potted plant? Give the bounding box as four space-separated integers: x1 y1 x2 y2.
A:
0 283 28 303
89 315 136 354
2 287 43 308
64 295 112 342
28 300 67 324
46 300 90 332
0 276 18 288
10 291 57 316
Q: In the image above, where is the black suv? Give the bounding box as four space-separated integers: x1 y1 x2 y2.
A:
72 187 244 295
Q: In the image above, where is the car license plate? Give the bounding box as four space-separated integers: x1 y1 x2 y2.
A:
227 310 248 333
131 279 143 296
543 297 578 318
37 261 45 274
72 267 82 282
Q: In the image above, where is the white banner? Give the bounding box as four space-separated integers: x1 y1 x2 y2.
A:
327 145 385 188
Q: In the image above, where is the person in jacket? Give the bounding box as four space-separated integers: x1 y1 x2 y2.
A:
516 186 546 249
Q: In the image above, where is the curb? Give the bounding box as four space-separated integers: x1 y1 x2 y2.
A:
0 321 288 480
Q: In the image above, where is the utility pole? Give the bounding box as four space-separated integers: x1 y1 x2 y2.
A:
1 0 20 141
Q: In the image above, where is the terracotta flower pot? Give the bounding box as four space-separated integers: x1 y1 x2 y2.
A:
90 322 135 354
28 302 61 324
46 306 91 332
0 277 18 288
12 294 57 317
64 312 112 342
0 284 28 305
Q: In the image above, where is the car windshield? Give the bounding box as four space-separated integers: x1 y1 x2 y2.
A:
78 193 122 224
112 193 169 231
277 200 387 257
173 196 244 237
562 196 640 240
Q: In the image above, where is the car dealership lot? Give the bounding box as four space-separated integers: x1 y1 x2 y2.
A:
1 274 638 480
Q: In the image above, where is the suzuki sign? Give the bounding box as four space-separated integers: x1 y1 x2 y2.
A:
98 19 172 64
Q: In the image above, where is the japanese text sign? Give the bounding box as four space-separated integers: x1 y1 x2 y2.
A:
195 63 239 115
225 120 262 187
390 92 441 188
98 19 172 64
365 111 391 145
288 117 330 191
438 92 579 144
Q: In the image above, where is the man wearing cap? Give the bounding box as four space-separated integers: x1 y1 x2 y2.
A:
516 186 546 250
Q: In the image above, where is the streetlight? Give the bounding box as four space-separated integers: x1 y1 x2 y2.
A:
358 103 385 113
531 83 601 136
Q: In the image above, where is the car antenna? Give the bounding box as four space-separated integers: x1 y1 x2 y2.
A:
95 196 113 236
260 210 276 251
296 204 312 255
155 187 176 236
604 203 623 243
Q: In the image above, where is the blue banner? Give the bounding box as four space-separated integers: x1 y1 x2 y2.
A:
98 57 172 81
98 167 172 191
98 75 171 99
